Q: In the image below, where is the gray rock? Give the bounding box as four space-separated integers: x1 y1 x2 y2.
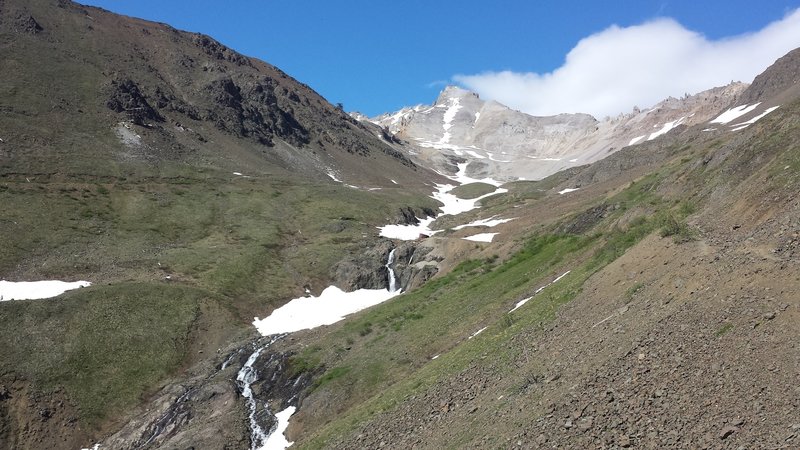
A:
719 426 738 440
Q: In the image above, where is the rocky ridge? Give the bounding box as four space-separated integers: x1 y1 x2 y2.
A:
361 83 748 181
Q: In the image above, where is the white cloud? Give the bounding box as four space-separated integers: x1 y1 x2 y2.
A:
454 9 800 118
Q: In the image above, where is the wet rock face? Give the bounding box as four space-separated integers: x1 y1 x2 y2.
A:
332 240 394 291
389 242 439 292
106 79 165 126
250 350 316 411
330 239 441 294
398 207 420 225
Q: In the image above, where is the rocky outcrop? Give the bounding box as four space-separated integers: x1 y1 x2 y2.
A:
13 13 43 34
331 239 440 293
202 77 309 147
332 240 394 291
106 79 165 126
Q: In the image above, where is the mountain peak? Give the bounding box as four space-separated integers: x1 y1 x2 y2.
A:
436 85 479 104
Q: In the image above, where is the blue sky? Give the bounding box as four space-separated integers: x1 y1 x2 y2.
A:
80 1 800 117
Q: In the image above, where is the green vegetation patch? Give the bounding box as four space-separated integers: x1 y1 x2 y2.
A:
0 282 204 426
449 182 497 199
715 323 734 337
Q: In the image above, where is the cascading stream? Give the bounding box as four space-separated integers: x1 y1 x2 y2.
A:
244 251 405 448
386 248 398 293
237 335 283 450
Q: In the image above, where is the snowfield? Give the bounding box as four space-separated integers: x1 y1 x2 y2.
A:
648 117 685 141
253 286 399 336
730 105 780 131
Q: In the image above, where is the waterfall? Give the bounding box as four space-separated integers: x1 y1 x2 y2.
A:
386 248 398 293
236 336 282 450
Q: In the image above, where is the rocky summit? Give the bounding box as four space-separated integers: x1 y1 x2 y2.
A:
1 1 799 449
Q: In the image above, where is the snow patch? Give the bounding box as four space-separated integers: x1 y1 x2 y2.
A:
437 97 462 145
558 188 580 195
1 280 91 301
260 406 296 450
464 149 485 159
509 271 571 313
468 327 488 339
450 162 503 187
326 171 342 183
253 286 399 336
710 103 761 124
628 135 646 146
462 233 498 243
452 216 514 230
648 117 685 141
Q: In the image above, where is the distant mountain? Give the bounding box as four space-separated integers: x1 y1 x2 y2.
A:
360 83 748 181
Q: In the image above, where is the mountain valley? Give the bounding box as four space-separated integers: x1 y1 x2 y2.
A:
1 1 799 449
